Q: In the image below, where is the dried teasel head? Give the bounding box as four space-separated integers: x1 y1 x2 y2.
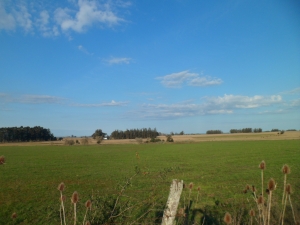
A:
246 185 250 190
188 182 194 190
85 200 92 209
197 186 201 191
259 160 266 170
243 189 247 194
282 164 291 174
266 189 270 195
285 183 291 195
85 221 91 225
257 195 264 204
57 182 65 192
249 209 255 217
252 185 256 192
268 178 276 191
224 212 232 224
11 212 17 219
0 155 5 165
71 191 79 204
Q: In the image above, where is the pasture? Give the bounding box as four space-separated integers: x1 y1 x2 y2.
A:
0 139 299 224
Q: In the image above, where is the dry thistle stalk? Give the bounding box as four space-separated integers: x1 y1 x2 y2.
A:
224 212 232 225
196 186 201 203
58 183 66 225
188 182 193 208
281 164 290 205
72 191 79 225
267 178 275 225
259 160 266 200
83 200 92 225
249 209 255 225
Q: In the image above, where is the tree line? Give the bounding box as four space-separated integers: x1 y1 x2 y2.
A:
206 130 223 134
230 128 262 133
0 126 56 142
110 128 159 139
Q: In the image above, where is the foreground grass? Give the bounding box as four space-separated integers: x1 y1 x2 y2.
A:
0 140 299 224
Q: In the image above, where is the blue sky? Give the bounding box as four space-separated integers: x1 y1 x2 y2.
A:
0 0 299 136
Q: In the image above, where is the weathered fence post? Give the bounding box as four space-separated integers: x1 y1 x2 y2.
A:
161 179 183 225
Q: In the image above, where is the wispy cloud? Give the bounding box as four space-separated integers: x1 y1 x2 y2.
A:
0 93 65 104
130 94 283 119
105 57 132 65
72 100 128 107
279 87 300 95
156 70 223 88
78 45 93 55
0 0 128 36
0 2 32 32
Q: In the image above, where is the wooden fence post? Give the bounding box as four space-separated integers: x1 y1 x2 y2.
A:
161 179 183 225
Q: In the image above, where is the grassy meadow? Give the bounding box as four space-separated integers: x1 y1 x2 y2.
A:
0 140 299 224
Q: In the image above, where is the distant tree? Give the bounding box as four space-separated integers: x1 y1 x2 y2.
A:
253 128 262 133
166 135 174 142
271 129 280 132
92 129 106 139
0 126 56 142
179 131 184 135
110 128 159 140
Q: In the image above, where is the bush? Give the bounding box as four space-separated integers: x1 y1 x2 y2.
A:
96 136 103 144
64 139 75 145
81 138 89 145
150 137 162 143
166 135 174 142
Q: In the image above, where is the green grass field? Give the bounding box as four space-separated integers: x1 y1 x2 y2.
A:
0 140 299 224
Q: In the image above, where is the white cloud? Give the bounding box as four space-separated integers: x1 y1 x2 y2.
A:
54 0 124 33
73 100 128 107
204 94 282 109
156 70 223 88
105 57 132 65
188 76 223 86
0 0 127 36
131 94 283 119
